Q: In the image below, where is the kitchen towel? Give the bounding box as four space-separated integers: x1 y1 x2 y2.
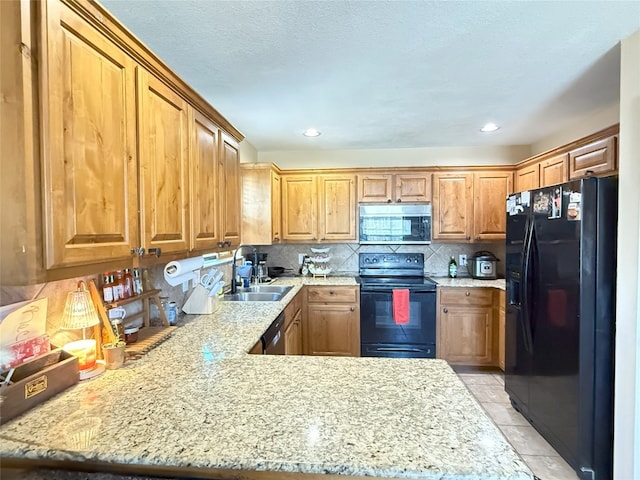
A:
392 289 410 325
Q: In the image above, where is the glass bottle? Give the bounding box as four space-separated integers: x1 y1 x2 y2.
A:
114 270 125 300
102 272 114 303
132 268 143 295
448 256 458 278
123 268 134 298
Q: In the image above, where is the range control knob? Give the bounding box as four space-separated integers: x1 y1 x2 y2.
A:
364 258 371 263
373 258 378 263
406 258 412 263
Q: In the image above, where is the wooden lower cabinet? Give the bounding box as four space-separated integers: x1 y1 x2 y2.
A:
305 286 360 357
284 291 303 355
284 309 303 355
437 287 496 366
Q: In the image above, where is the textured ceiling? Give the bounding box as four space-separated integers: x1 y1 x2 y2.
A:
100 0 640 151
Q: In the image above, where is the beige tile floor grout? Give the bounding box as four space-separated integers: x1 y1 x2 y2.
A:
456 369 579 480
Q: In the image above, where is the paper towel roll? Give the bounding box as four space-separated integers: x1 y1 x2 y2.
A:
164 257 204 277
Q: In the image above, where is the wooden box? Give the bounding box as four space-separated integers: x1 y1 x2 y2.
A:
0 349 79 424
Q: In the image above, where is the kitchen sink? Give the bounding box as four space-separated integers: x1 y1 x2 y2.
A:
223 292 285 302
244 285 293 295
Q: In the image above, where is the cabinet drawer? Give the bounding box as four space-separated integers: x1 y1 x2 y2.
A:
307 286 358 303
439 287 493 306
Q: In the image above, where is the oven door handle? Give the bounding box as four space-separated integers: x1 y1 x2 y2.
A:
374 347 424 353
360 288 435 293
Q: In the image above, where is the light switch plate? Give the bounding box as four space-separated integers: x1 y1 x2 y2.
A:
459 254 467 266
298 253 306 265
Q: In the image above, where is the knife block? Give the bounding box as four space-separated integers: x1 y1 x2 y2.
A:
182 285 220 315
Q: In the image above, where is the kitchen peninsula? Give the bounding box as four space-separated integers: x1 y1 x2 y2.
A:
0 278 531 480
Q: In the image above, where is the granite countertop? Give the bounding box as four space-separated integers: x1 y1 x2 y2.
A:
0 276 530 480
432 277 506 290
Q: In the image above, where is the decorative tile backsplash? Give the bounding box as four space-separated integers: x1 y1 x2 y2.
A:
258 242 506 278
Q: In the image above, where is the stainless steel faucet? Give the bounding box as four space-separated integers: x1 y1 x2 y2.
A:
230 245 257 294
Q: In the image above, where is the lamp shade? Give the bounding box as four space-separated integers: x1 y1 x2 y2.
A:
61 281 100 330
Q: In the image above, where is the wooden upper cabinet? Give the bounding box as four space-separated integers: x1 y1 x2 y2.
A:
271 172 282 242
514 163 539 193
473 171 512 241
240 164 281 245
189 108 220 251
42 1 138 268
539 154 568 187
432 173 473 241
569 136 617 179
395 173 432 202
282 175 318 241
358 173 431 203
137 67 190 255
358 175 393 203
318 175 357 241
219 133 241 246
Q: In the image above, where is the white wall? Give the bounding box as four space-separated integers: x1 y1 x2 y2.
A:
614 28 640 480
255 145 531 169
530 102 620 155
239 139 258 164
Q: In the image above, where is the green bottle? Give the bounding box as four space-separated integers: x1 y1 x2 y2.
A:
448 256 458 278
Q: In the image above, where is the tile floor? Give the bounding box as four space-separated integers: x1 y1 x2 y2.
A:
456 368 579 480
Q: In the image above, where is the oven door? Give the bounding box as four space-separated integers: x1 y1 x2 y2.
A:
360 288 436 348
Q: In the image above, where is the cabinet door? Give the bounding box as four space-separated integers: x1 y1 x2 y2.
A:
539 154 568 187
439 305 492 365
285 310 303 355
271 171 282 243
432 173 473 241
514 163 539 193
318 175 356 241
43 1 138 268
138 68 190 254
358 175 393 203
306 303 360 356
282 175 317 241
473 171 512 241
190 108 220 251
396 173 432 202
569 136 617 179
219 133 241 246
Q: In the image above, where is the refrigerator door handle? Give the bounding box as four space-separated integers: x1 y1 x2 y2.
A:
521 217 535 353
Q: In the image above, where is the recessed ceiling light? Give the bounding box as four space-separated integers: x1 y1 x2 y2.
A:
303 128 321 137
480 122 500 133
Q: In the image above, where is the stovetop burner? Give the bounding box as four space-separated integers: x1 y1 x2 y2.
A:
358 252 437 291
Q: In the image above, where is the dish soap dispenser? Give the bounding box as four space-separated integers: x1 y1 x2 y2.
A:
448 256 458 278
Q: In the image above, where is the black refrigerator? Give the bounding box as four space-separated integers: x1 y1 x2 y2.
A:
505 176 617 480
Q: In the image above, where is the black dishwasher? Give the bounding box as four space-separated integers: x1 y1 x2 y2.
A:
261 312 285 355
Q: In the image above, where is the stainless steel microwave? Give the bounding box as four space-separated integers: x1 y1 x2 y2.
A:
359 204 432 244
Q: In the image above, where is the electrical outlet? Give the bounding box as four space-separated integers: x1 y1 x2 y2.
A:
459 254 467 266
298 253 306 265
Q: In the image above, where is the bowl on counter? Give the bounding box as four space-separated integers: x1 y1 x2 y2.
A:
124 327 139 344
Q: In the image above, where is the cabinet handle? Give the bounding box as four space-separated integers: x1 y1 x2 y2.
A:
148 248 161 257
321 237 326 241
273 237 280 242
465 291 470 296
130 247 145 256
350 306 355 312
397 198 402 202
329 291 334 295
443 307 448 313
467 236 471 240
387 199 392 203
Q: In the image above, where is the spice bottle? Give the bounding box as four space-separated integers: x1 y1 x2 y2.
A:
102 272 114 303
113 270 125 300
123 268 134 298
132 268 143 295
448 256 458 278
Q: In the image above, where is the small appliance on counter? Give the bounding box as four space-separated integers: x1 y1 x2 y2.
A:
467 251 499 279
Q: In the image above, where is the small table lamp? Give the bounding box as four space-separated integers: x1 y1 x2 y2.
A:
61 281 105 380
